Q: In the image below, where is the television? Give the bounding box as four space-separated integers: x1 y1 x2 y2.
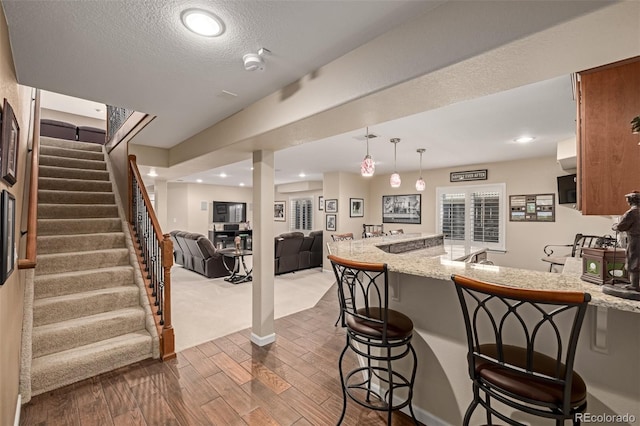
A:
213 201 247 223
557 174 577 204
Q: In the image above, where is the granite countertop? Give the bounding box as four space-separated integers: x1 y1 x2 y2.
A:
327 233 640 314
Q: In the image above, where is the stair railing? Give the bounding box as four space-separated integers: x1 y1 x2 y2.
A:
18 89 41 270
128 154 175 360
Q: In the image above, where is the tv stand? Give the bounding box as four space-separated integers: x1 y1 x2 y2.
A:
209 229 252 251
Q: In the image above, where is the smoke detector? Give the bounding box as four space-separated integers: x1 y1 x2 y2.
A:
243 53 264 71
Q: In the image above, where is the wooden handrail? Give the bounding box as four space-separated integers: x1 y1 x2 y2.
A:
128 154 175 360
18 89 41 270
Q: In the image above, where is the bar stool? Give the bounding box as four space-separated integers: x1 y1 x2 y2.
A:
450 274 590 426
329 255 418 425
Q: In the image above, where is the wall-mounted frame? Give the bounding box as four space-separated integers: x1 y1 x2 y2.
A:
1 99 20 186
325 199 338 213
450 169 487 182
382 194 421 224
1 190 16 285
326 214 337 231
349 198 364 218
509 193 555 222
274 201 286 222
318 196 324 211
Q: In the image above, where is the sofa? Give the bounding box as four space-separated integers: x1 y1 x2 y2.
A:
41 119 107 144
170 231 234 278
274 230 323 275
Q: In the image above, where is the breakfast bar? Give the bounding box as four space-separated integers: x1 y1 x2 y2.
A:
327 233 640 425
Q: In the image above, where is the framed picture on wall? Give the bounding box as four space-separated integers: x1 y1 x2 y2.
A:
1 190 16 285
1 99 20 186
326 214 337 231
325 199 338 213
382 194 421 224
319 196 324 211
349 198 364 217
274 201 286 221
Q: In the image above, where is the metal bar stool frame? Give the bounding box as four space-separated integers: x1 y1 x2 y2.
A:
329 255 418 425
451 274 590 426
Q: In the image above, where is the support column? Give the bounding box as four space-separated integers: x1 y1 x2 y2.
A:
251 150 276 346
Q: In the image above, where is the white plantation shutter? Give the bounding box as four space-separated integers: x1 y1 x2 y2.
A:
290 198 313 232
437 184 505 250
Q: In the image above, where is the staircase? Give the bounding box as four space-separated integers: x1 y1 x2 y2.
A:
30 136 155 396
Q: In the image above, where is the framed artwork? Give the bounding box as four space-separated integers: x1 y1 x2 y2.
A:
274 201 286 221
318 196 324 211
349 198 364 217
1 99 20 186
326 214 337 231
325 199 338 213
1 190 15 285
382 194 421 224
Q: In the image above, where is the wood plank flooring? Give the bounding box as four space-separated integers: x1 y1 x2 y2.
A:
20 284 422 426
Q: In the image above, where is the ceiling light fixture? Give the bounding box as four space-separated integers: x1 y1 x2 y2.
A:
515 136 535 143
299 172 306 178
239 182 245 187
219 172 227 178
196 179 203 183
415 148 426 192
147 169 158 177
181 9 225 37
360 127 375 177
389 138 401 188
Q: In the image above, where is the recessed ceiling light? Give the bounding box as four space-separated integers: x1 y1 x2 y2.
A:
219 172 227 178
515 136 535 143
239 182 245 187
299 172 306 178
196 179 203 183
147 169 158 177
181 9 224 37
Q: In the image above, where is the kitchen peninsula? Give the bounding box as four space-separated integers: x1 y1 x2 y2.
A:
327 234 640 426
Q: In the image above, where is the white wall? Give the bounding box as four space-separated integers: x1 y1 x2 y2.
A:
368 155 614 271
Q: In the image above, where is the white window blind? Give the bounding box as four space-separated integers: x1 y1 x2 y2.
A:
436 184 506 251
290 198 313 232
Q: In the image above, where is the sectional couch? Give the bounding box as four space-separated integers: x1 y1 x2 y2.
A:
170 231 234 278
275 230 323 275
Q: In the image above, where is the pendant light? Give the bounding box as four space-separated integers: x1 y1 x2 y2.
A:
389 138 401 188
360 127 375 177
415 148 426 191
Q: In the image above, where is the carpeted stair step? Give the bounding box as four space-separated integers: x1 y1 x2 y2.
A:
39 165 110 181
40 154 106 171
34 266 134 299
32 307 146 358
40 145 105 161
31 331 152 397
40 137 103 153
38 189 115 205
38 203 118 219
39 176 112 192
37 232 125 254
36 248 130 275
38 218 122 236
33 285 140 326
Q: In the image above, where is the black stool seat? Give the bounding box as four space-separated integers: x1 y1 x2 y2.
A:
349 308 413 340
475 344 587 406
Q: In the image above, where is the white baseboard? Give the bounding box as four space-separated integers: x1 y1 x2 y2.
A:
250 332 276 346
14 394 21 426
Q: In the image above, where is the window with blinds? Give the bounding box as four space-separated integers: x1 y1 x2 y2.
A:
436 184 506 250
290 198 313 232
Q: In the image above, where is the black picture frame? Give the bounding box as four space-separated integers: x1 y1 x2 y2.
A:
1 190 16 285
326 214 337 231
318 196 324 211
349 198 364 218
382 194 421 224
325 199 338 213
1 99 20 186
274 201 286 221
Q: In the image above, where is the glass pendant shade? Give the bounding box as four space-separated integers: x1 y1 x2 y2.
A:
360 127 375 177
361 154 375 177
390 172 401 188
415 148 426 191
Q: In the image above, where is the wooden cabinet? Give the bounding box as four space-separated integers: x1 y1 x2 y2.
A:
577 57 640 215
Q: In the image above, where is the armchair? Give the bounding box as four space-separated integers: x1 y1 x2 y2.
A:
542 233 617 272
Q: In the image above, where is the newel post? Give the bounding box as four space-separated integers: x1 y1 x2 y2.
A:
161 233 175 360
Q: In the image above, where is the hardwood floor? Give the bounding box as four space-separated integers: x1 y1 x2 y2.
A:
20 284 422 426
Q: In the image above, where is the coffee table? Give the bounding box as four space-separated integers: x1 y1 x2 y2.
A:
219 249 253 284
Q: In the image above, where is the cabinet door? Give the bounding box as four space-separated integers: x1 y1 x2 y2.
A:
578 57 640 215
